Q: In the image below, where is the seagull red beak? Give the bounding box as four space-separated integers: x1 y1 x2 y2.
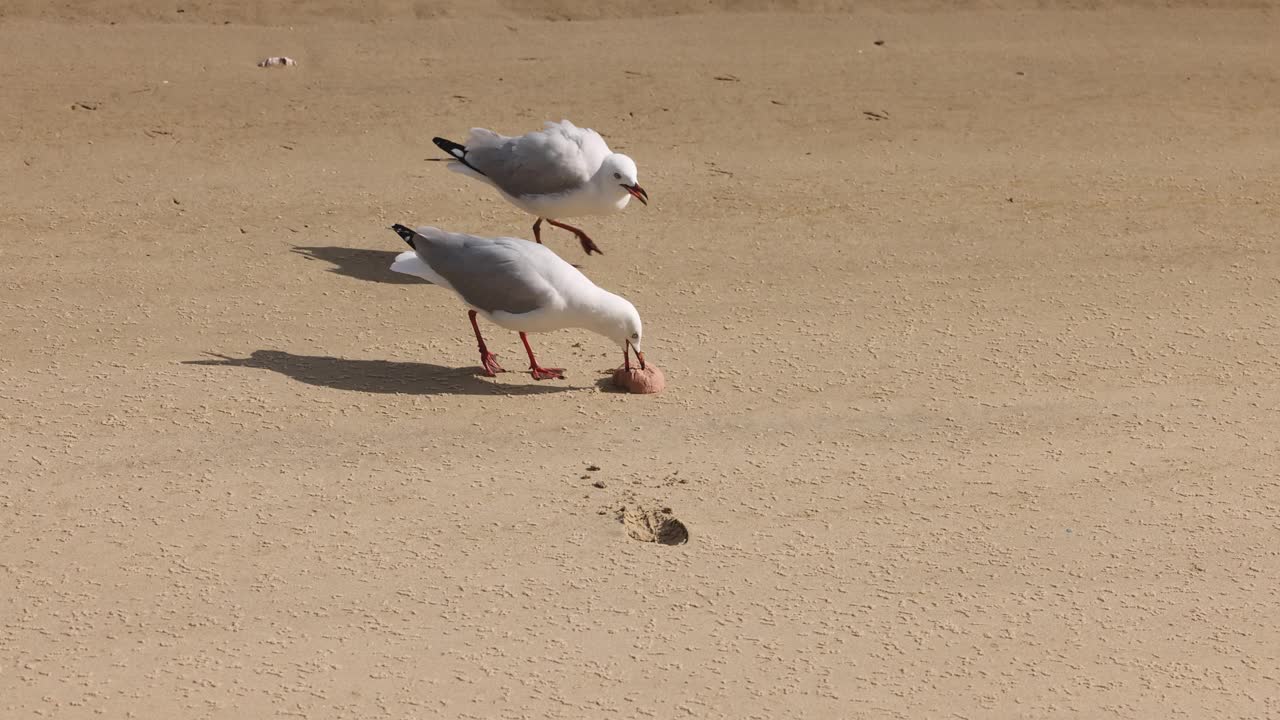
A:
623 183 649 206
625 341 647 371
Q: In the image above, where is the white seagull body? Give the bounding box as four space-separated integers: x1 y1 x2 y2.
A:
389 224 645 379
431 120 648 256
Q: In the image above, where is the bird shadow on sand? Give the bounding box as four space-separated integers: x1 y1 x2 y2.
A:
291 246 426 285
593 374 629 394
184 351 575 396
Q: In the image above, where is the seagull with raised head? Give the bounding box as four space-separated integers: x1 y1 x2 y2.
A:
388 224 645 379
431 120 648 256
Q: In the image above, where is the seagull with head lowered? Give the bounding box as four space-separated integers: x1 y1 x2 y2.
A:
389 224 646 379
431 120 648 256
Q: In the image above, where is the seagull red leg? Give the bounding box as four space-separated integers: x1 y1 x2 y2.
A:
469 310 504 376
519 332 565 380
532 217 544 244
547 218 603 256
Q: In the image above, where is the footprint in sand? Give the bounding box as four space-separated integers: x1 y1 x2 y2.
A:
619 505 689 545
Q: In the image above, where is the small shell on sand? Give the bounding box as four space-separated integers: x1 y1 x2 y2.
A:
257 56 297 67
612 364 666 394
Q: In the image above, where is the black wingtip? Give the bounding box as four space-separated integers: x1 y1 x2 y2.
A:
390 224 416 248
432 137 467 159
431 136 485 175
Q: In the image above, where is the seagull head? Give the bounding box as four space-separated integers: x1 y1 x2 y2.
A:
622 321 645 371
598 153 648 207
593 292 645 370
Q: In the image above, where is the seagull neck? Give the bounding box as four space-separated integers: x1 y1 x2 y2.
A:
586 167 627 201
583 172 611 198
571 288 629 335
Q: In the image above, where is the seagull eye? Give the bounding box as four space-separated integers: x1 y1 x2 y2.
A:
613 172 622 180
631 333 639 339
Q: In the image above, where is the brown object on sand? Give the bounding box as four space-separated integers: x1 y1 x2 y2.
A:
612 365 665 394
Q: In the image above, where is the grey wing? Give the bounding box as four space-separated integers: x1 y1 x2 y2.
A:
565 122 612 172
463 125 592 198
418 233 556 315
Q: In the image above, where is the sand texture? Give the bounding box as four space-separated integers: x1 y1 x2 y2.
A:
3 2 1280 718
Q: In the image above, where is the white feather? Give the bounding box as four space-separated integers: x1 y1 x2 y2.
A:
390 250 443 287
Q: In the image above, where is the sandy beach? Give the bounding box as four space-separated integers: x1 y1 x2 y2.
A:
3 2 1280 717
